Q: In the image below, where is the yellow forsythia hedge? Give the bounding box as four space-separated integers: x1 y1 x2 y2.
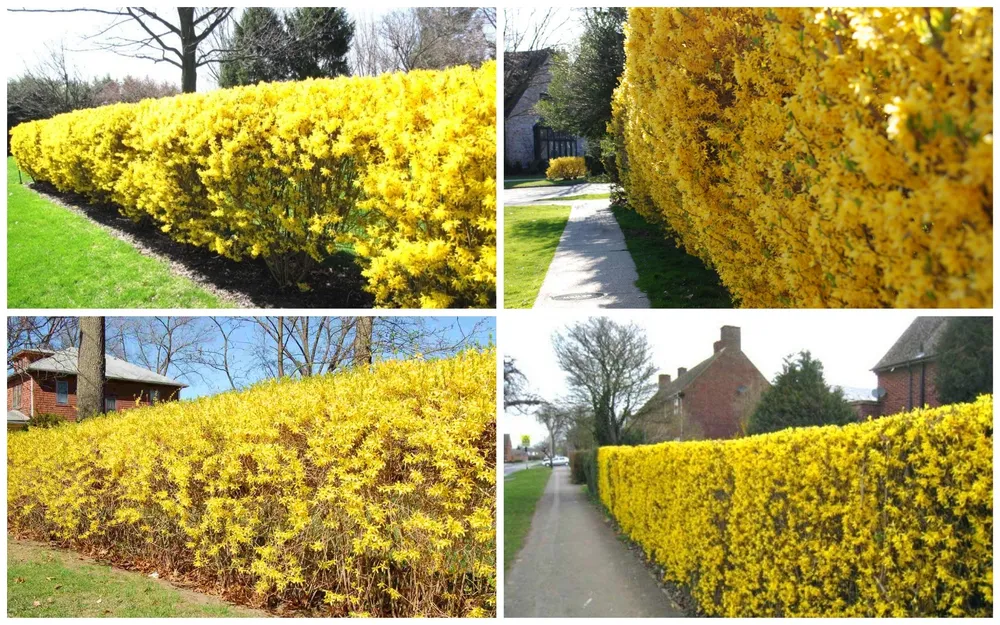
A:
598 396 993 616
613 8 992 307
9 63 496 308
8 350 497 617
545 156 587 181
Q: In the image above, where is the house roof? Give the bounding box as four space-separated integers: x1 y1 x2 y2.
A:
872 317 951 372
651 351 722 401
19 348 187 387
504 48 552 118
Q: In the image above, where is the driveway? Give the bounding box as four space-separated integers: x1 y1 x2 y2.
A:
504 467 683 617
505 182 613 205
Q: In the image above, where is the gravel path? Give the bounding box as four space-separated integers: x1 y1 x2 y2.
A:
504 467 683 618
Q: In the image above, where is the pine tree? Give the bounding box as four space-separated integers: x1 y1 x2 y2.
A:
746 351 855 435
935 318 993 404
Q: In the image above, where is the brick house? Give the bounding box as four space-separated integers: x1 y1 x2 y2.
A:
638 326 770 441
871 317 953 416
504 49 587 173
7 347 185 423
504 433 514 462
834 385 881 420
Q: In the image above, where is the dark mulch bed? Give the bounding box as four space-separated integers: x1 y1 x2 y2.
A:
29 182 375 309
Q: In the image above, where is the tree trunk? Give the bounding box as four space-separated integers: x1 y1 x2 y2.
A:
353 317 374 367
178 8 198 93
77 317 106 421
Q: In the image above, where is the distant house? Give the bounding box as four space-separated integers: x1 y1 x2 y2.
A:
504 49 587 173
7 348 186 422
638 326 770 441
871 317 953 416
834 385 881 420
504 433 514 462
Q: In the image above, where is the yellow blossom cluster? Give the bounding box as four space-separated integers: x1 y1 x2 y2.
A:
597 396 993 616
9 63 496 308
545 156 588 181
612 8 992 307
7 350 497 617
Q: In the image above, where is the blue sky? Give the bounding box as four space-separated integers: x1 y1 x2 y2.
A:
175 316 496 399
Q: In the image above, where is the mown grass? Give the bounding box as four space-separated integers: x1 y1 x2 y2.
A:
610 202 733 308
504 204 571 308
503 467 552 570
7 540 258 617
7 157 228 309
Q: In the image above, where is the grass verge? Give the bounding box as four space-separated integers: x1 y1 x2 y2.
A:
503 467 552 570
7 157 228 308
7 539 259 617
610 202 733 308
504 204 571 308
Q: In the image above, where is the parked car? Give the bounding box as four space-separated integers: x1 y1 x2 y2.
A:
545 455 570 467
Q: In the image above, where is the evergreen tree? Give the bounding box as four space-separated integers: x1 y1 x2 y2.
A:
746 351 855 436
935 318 993 404
219 7 354 88
219 8 288 88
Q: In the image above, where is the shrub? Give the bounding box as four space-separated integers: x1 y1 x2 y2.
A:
613 8 993 307
8 350 497 616
598 396 993 617
10 62 497 308
28 412 66 429
545 156 587 181
568 450 588 484
581 448 600 497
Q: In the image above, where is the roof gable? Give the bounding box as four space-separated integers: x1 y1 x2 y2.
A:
653 350 721 400
872 317 951 371
24 347 187 387
504 48 551 118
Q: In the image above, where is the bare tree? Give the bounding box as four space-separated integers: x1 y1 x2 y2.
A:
553 317 658 446
504 356 542 411
7 317 79 362
77 316 106 420
353 316 374 367
535 402 572 463
106 317 216 385
10 8 235 92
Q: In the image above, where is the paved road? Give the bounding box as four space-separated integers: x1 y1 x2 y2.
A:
505 182 613 204
504 467 683 618
504 461 544 477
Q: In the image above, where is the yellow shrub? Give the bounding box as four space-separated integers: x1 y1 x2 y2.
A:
9 63 497 308
613 8 992 307
545 156 587 181
7 350 497 617
598 396 993 617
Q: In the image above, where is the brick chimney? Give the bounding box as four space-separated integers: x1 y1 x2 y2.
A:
678 367 688 378
658 374 671 389
714 325 741 353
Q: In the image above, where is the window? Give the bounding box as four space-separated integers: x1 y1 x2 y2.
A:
12 384 22 409
56 380 69 405
150 388 160 403
105 396 117 412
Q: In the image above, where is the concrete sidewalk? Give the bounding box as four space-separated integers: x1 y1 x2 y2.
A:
530 200 650 308
504 467 683 618
504 182 612 204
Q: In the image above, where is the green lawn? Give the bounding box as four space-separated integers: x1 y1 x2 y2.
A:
503 467 552 570
7 539 259 617
504 204 571 308
611 202 733 308
7 157 229 308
